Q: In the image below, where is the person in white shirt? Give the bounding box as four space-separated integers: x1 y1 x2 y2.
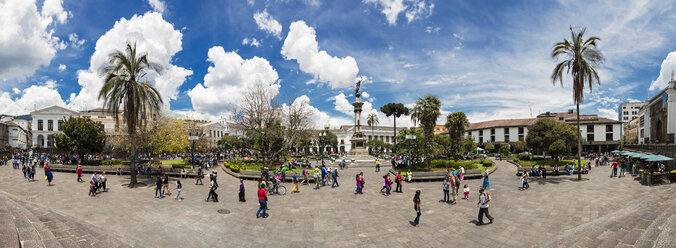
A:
476 188 494 225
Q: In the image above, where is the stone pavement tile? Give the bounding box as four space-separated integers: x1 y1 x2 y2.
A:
21 240 42 248
598 238 619 248
42 238 64 248
17 227 40 242
633 239 654 248
619 229 642 245
574 237 603 248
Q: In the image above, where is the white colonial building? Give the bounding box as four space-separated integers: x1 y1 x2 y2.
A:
0 116 31 150
465 110 622 153
638 75 676 144
30 106 79 149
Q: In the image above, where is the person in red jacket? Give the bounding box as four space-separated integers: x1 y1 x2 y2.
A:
76 165 84 182
256 184 268 218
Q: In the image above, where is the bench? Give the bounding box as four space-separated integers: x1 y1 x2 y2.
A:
386 169 490 182
515 167 589 176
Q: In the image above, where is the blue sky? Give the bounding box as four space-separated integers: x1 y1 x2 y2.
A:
2 0 676 128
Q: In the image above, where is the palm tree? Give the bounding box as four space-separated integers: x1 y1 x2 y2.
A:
415 95 442 169
99 43 163 186
445 111 469 159
551 26 604 180
367 112 379 138
380 103 410 154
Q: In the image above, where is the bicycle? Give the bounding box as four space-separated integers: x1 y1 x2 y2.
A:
267 180 287 195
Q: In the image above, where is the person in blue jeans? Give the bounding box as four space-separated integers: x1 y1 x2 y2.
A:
155 175 163 198
257 184 268 218
331 168 339 188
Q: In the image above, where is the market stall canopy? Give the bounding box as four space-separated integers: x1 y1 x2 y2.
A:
611 150 620 153
646 155 674 162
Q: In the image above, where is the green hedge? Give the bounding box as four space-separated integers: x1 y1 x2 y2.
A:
81 159 149 166
428 160 480 170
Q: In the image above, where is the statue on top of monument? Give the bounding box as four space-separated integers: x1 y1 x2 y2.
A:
355 79 361 97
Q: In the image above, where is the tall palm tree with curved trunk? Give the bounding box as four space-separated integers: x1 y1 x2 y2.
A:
99 43 163 186
367 113 379 139
415 95 442 170
380 103 409 154
551 26 604 180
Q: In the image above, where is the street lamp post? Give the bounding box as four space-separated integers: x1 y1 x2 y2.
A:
188 128 199 169
405 129 416 171
319 131 326 168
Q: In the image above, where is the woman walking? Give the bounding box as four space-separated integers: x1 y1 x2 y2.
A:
459 166 465 181
413 190 421 226
175 180 183 200
45 166 53 186
482 172 490 189
256 184 268 218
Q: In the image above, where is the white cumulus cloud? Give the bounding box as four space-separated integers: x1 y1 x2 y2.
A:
0 0 70 80
68 12 192 110
281 21 359 89
283 95 352 129
148 0 166 14
650 51 676 91
0 81 66 115
188 46 280 118
58 64 66 72
253 9 282 38
68 33 85 48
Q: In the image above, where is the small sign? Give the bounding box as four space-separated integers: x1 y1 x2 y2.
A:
405 135 417 140
188 136 199 140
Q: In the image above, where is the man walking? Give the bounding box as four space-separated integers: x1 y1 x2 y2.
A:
76 165 84 182
395 171 403 193
331 168 339 188
375 159 380 172
476 188 494 225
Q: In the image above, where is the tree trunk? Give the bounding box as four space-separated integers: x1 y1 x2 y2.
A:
129 130 137 186
577 103 582 180
393 116 397 155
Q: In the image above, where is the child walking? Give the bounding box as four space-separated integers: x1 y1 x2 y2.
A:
89 181 96 197
463 184 470 199
175 180 183 200
239 179 246 202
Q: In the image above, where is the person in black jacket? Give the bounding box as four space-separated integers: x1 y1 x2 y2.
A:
155 176 163 198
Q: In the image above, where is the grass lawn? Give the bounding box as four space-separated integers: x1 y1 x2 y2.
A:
160 160 189 165
517 159 589 167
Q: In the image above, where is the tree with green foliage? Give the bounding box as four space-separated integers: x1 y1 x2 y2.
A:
395 128 424 167
513 140 526 153
433 134 450 158
445 111 469 159
500 143 510 157
98 43 163 186
54 116 106 159
551 26 604 180
526 118 578 156
380 103 409 153
463 136 477 154
324 130 338 153
413 95 442 169
548 139 567 160
485 142 495 152
218 135 242 150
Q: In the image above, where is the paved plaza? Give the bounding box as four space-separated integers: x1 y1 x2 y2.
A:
0 159 674 248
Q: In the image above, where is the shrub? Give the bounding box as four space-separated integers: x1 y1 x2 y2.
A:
481 159 493 167
517 154 531 161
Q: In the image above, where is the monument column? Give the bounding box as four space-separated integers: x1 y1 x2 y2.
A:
348 80 368 155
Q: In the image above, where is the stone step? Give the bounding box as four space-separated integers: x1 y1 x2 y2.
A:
0 193 135 248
